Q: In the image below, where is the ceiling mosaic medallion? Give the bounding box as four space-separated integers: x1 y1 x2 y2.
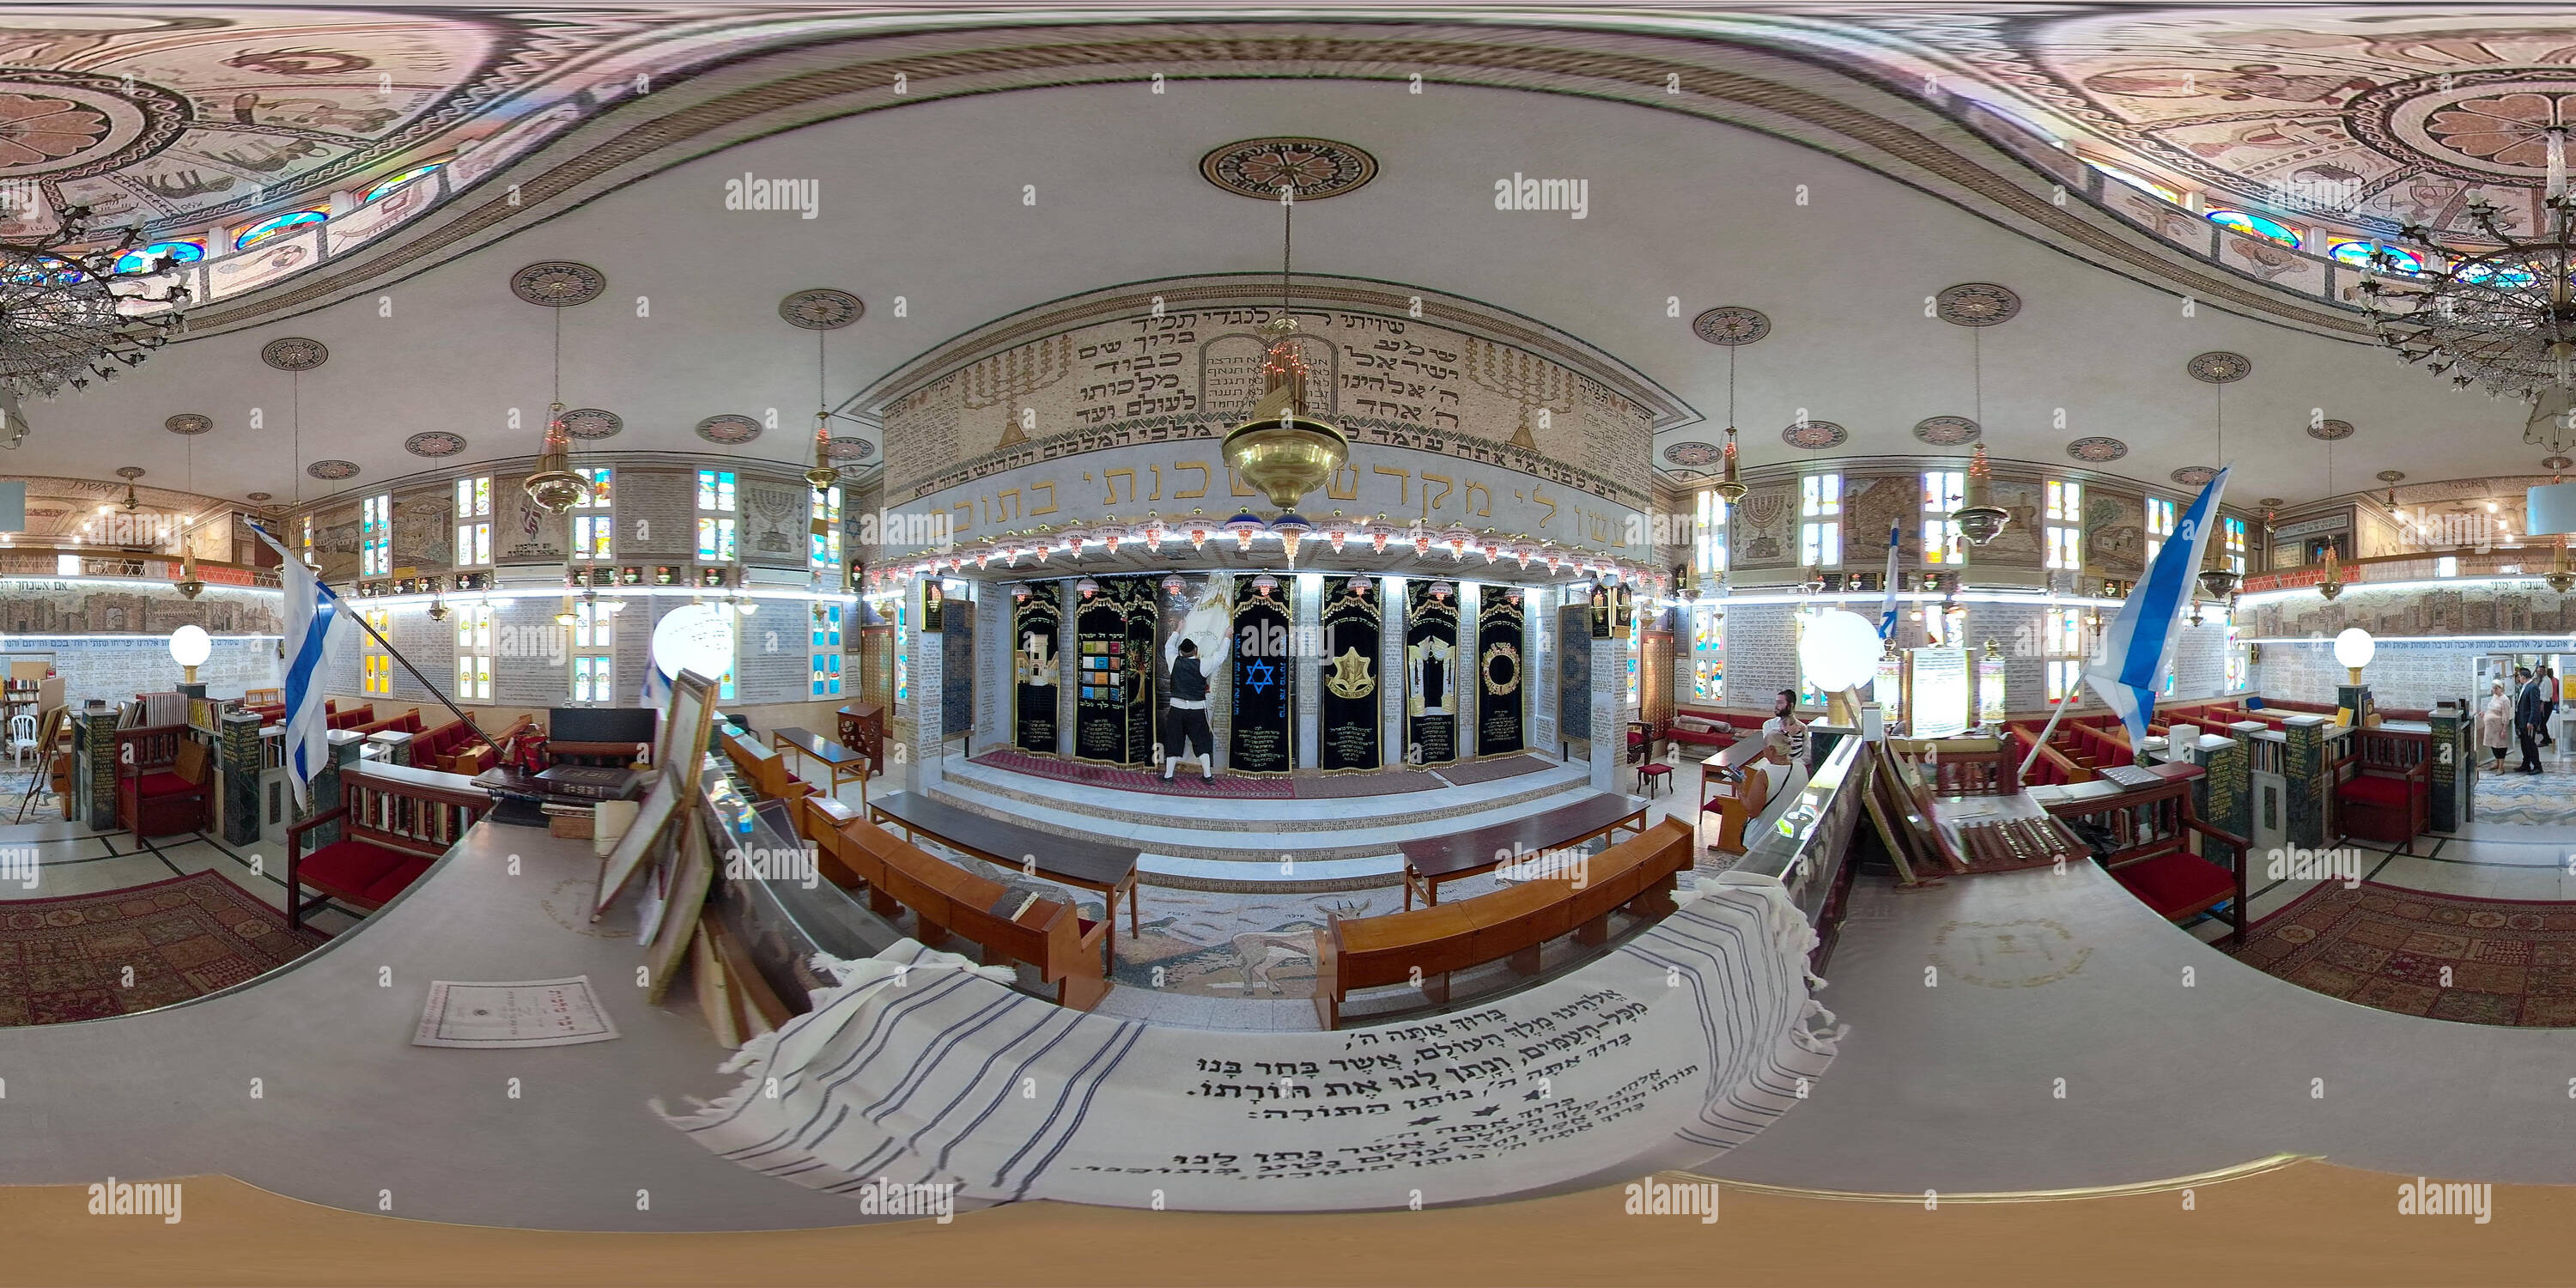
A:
2377 470 2408 483
696 414 762 445
1913 415 1982 446
0 72 188 181
2309 418 2356 440
560 408 622 440
307 459 359 480
780 289 863 330
1691 306 1771 346
2258 496 2285 508
1935 283 2020 326
404 430 467 458
2171 465 2219 486
1663 440 1722 469
511 261 605 307
2549 456 2576 471
113 465 143 480
246 492 270 502
163 413 211 435
261 337 327 371
1200 137 1377 201
2188 351 2252 383
1783 420 1848 450
825 435 874 461
2068 436 2129 462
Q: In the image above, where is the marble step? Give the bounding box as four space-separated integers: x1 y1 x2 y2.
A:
934 754 1595 833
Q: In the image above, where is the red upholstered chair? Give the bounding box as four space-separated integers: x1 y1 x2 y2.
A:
284 764 489 932
2335 738 2429 854
115 725 210 842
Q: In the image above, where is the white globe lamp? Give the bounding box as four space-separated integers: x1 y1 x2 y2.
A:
1799 609 1882 726
168 623 211 685
651 603 737 683
2333 627 2375 686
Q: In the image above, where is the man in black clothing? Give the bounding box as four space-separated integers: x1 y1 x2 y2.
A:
2516 665 2547 774
1163 638 1215 783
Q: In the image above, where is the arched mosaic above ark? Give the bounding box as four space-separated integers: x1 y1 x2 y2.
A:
2068 436 2129 462
1663 440 1721 469
2377 470 2408 483
512 261 605 307
1200 137 1376 201
261 337 327 371
1691 307 1770 346
2309 418 2356 440
559 408 622 440
1783 420 1848 450
405 431 467 458
2188 351 2252 384
1935 283 2020 326
163 413 210 435
825 436 874 461
307 459 359 480
1913 415 1981 447
781 289 864 330
2171 465 2219 486
696 414 762 445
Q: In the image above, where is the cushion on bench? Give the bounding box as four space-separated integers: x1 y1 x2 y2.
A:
2113 851 2235 920
298 838 413 902
131 771 201 799
359 854 436 905
2337 775 2413 808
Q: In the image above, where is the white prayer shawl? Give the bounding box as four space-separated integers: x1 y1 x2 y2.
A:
659 886 1838 1211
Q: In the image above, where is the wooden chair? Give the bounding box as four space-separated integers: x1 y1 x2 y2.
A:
2335 730 2430 854
2049 775 2251 945
115 724 210 842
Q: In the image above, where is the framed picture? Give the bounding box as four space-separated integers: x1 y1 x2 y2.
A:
592 669 719 919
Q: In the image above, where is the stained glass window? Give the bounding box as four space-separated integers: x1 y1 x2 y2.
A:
364 161 446 204
113 241 202 275
2327 240 2426 276
2205 209 2301 249
234 210 328 250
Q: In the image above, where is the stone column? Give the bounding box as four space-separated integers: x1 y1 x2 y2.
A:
1380 575 1406 766
1057 578 1078 759
1296 572 1322 769
911 574 945 790
978 585 1009 752
219 710 263 846
301 728 365 849
2280 714 2332 850
1458 580 1479 760
2427 700 2468 834
1591 609 1622 793
1530 586 1554 755
75 705 118 829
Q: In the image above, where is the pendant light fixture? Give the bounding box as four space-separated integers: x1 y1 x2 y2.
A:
1949 325 2009 545
523 304 586 513
1714 342 1747 504
2197 380 2242 603
1221 191 1348 518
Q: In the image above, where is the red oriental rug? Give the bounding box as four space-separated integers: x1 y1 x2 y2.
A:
0 872 323 1026
2228 882 2576 1027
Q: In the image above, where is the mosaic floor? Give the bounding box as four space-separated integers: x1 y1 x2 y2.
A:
2470 767 2576 828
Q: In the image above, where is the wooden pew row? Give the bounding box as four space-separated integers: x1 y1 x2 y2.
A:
1315 817 1696 1030
797 795 1109 1010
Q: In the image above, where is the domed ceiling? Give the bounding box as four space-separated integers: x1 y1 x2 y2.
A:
1850 8 2576 240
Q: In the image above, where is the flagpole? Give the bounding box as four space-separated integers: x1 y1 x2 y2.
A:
247 522 507 764
2018 689 2076 780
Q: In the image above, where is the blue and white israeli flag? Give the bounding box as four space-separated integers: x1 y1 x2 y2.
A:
252 524 359 809
2087 468 2229 749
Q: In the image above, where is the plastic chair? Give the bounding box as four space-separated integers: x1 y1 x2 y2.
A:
7 713 33 769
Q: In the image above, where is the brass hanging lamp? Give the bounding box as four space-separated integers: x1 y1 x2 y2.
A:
1222 194 1346 517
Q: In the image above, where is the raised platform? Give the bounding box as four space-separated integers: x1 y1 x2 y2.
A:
927 750 1629 890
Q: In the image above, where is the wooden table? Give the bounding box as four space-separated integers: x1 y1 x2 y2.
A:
772 726 872 805
1396 791 1649 908
867 791 1143 956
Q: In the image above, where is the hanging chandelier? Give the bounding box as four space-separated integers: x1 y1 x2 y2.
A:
1221 197 1348 518
2362 123 2576 404
0 204 186 415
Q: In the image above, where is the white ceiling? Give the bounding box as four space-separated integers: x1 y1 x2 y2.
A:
0 74 2542 508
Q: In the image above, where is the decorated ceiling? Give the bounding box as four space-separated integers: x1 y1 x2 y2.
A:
1856 8 2576 240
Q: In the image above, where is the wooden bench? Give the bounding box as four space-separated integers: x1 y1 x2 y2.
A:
721 731 812 803
284 762 489 933
835 811 1109 1010
1317 817 1696 1029
1398 791 1649 908
869 791 1142 957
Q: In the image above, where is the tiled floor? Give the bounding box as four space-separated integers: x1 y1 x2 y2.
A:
0 823 361 939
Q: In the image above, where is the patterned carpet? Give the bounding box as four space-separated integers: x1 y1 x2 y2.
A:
0 872 322 1026
2230 882 2576 1027
2471 767 2576 827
